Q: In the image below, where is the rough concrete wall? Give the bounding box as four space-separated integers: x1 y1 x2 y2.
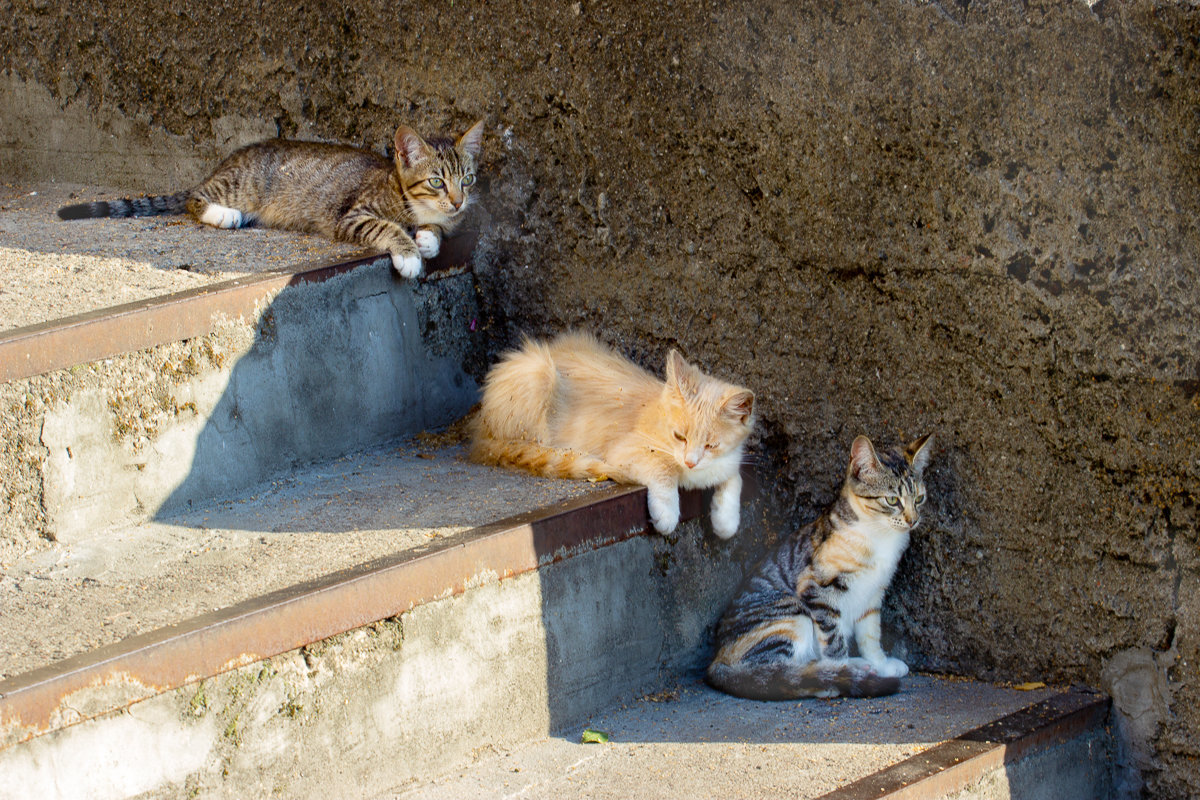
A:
2 1 1197 795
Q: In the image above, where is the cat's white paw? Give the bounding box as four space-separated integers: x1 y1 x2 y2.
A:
199 203 244 229
391 251 423 279
710 498 740 539
647 490 680 534
414 229 441 259
871 657 909 679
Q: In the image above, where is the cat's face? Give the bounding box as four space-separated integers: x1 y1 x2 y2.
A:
659 351 755 476
846 434 933 532
394 121 484 222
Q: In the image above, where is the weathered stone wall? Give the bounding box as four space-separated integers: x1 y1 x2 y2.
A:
2 1 1197 795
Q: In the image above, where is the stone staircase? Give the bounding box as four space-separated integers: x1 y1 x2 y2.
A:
0 228 1119 799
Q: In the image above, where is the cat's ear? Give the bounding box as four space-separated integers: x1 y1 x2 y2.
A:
848 435 882 480
722 390 755 425
665 350 701 396
457 120 485 159
905 433 934 474
395 126 435 169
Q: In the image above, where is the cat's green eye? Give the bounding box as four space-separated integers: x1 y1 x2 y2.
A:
885 496 902 508
916 494 926 506
461 174 476 187
428 177 446 190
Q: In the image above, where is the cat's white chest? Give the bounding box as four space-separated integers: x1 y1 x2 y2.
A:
840 527 909 620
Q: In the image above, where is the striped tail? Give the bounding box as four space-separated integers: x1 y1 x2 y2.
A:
469 437 615 481
706 659 901 701
57 191 190 220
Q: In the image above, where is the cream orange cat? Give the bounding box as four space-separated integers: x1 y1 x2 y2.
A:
470 332 755 537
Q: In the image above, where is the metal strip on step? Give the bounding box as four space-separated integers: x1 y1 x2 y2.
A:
814 688 1110 800
0 226 477 384
0 482 704 750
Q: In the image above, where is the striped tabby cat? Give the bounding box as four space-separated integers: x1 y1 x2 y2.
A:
471 332 755 538
707 433 933 700
57 120 485 279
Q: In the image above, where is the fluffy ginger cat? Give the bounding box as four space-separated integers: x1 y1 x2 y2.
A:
470 332 755 538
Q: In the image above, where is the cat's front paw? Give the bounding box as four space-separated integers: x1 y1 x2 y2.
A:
414 229 441 259
710 499 740 539
647 490 680 534
705 503 734 542
391 251 423 279
871 657 909 679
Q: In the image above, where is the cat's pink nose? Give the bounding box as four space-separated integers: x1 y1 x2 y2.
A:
685 457 698 468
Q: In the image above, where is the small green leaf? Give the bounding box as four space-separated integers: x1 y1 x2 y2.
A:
581 727 611 744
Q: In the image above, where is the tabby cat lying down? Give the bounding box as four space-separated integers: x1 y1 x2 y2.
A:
708 434 933 700
58 120 484 280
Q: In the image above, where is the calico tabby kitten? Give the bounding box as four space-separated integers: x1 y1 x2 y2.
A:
57 120 485 279
707 433 933 700
470 332 755 538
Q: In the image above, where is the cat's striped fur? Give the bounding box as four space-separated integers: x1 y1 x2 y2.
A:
707 434 933 700
58 121 484 280
470 332 756 538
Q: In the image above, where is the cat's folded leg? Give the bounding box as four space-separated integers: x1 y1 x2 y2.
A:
414 227 441 259
710 473 743 539
646 484 680 534
197 203 245 229
336 211 424 279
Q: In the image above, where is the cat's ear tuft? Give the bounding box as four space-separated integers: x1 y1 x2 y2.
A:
395 126 434 169
665 350 701 396
457 120 486 159
848 435 882 480
906 433 934 474
723 390 755 424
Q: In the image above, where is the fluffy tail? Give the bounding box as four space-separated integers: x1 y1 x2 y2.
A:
469 436 614 481
57 191 189 220
706 660 900 701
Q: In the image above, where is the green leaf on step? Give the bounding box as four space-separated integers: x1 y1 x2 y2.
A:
581 727 611 744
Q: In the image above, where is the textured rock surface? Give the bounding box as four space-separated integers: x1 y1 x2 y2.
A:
1 1 1197 794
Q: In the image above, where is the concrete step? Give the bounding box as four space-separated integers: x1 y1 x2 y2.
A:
1 251 482 554
0 438 1116 800
387 678 1112 800
0 435 737 800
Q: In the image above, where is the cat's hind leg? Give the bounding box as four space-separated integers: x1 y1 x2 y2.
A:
199 204 246 229
186 196 249 230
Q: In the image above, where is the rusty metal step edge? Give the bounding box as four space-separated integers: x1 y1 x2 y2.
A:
0 482 705 751
0 231 475 385
0 251 380 384
815 687 1111 800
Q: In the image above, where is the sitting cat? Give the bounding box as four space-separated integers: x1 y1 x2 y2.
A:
57 120 484 280
470 332 755 538
707 433 933 700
